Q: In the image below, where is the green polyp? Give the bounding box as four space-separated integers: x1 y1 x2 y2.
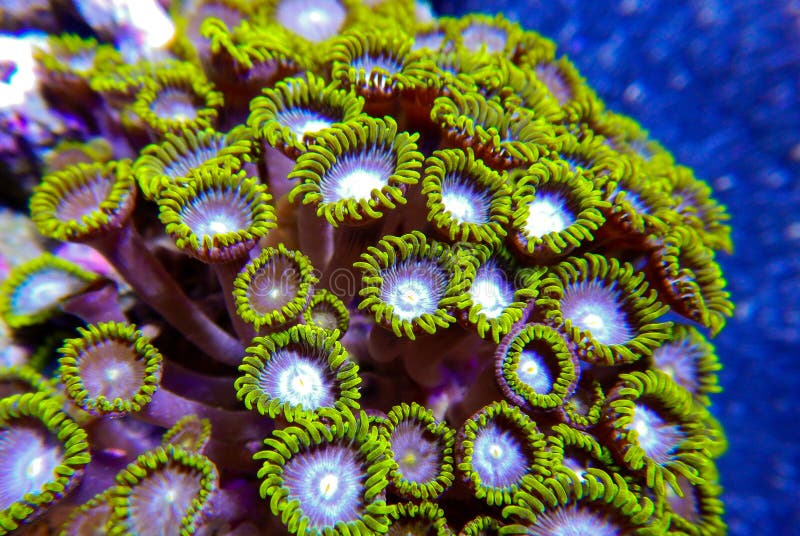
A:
106 445 218 536
456 244 542 343
157 168 276 263
0 253 99 329
30 160 136 244
421 147 512 246
653 227 733 336
381 402 455 500
132 125 253 201
386 501 453 535
58 321 163 418
0 365 59 399
605 370 711 497
536 253 673 366
327 27 414 99
355 231 471 340
508 158 608 261
59 488 114 536
235 324 361 421
125 62 223 136
430 86 557 168
162 415 212 453
302 289 350 335
254 408 393 536
288 115 424 227
457 400 549 507
501 470 663 535
0 392 91 534
495 323 577 411
247 72 365 159
232 244 318 330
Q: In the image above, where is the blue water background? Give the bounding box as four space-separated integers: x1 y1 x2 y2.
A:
432 1 800 534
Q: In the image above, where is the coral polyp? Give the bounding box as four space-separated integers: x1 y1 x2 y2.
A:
289 115 423 226
382 402 455 500
421 148 512 246
494 323 577 412
235 324 361 420
302 289 351 335
161 415 212 453
456 244 541 342
508 157 608 261
649 323 722 407
132 125 253 200
457 401 548 507
107 446 218 536
125 63 224 136
0 253 98 328
255 409 393 535
356 231 470 339
386 501 453 535
328 28 415 100
604 370 713 494
0 393 90 534
537 253 673 365
158 167 276 263
58 321 163 417
59 488 114 536
233 244 318 330
30 160 136 243
248 73 365 159
502 472 661 535
0 2 732 534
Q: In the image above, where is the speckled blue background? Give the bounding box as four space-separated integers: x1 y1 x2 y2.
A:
431 1 800 534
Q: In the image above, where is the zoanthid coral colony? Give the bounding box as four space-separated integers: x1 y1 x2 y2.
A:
0 0 730 534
